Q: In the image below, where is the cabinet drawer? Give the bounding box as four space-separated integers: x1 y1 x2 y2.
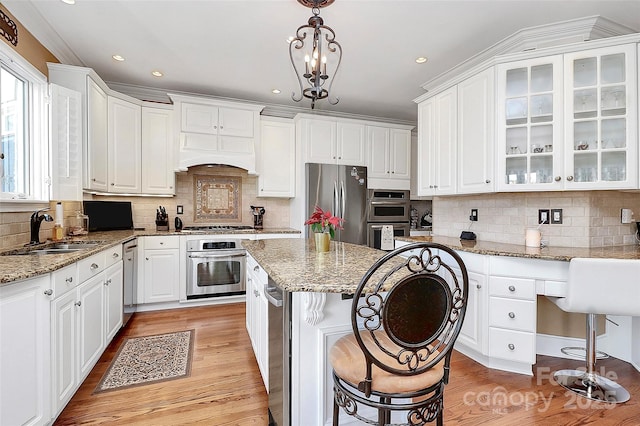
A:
488 328 535 364
104 244 123 268
52 264 78 297
144 236 179 250
489 297 536 332
78 251 105 283
489 276 535 300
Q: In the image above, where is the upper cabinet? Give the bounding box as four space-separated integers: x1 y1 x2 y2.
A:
108 96 141 193
300 117 366 166
297 114 413 190
170 94 264 174
496 56 564 192
564 44 638 190
48 64 176 196
258 118 296 198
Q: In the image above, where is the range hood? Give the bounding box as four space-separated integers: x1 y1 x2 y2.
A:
177 133 257 174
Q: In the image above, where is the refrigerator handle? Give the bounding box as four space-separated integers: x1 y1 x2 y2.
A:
333 181 339 217
340 180 346 220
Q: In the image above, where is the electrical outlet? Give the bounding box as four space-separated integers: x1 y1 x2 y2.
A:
621 208 634 224
551 209 563 224
470 209 478 221
538 209 550 224
177 205 184 215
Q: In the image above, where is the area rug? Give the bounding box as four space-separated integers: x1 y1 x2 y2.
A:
95 329 195 393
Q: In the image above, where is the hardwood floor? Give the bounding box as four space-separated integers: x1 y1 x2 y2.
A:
55 303 640 425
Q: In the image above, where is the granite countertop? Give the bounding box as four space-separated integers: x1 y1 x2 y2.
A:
0 228 300 285
395 236 640 261
243 239 395 294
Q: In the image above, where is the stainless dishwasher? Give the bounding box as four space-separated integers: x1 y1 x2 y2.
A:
265 278 290 426
122 238 138 326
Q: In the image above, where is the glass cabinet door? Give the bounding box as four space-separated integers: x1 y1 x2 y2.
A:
497 55 563 191
564 44 637 189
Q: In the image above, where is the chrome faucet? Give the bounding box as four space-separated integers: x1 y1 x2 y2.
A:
30 208 53 245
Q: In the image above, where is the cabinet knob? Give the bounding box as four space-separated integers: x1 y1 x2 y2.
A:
508 312 516 319
254 290 259 297
112 253 119 258
66 277 73 283
508 343 515 351
485 179 491 184
254 265 259 272
104 278 111 286
554 176 562 182
508 285 516 292
110 183 115 186
75 301 82 307
261 188 264 191
90 263 99 270
160 242 164 245
44 289 53 296
213 125 217 129
391 171 395 174
429 185 434 189
434 185 438 189
566 176 574 181
476 284 481 289
92 178 96 182
220 126 223 129
338 156 341 159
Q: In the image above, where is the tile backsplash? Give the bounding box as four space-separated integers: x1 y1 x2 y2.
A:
433 190 640 248
0 165 291 249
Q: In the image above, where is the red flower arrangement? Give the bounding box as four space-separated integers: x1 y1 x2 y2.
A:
304 205 344 239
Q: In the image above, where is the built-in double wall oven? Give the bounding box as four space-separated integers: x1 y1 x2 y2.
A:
186 238 246 299
366 189 411 250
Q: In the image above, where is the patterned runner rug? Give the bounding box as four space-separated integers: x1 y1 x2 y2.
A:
95 329 194 393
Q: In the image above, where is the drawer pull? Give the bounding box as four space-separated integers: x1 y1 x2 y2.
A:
112 253 119 258
254 265 259 272
44 289 53 296
65 277 73 283
90 263 99 270
508 343 515 351
508 312 516 319
508 285 516 292
104 279 111 286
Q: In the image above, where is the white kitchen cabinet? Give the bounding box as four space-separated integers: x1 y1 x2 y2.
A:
104 261 124 342
108 96 142 193
246 253 268 388
457 68 495 194
0 276 51 426
171 94 263 173
416 86 457 196
87 76 109 192
367 126 411 189
563 43 638 190
141 236 180 304
50 284 77 416
76 273 106 380
141 106 175 195
257 118 296 197
299 117 367 166
50 84 83 201
496 55 565 192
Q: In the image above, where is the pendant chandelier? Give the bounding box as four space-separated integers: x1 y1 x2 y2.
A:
289 0 342 109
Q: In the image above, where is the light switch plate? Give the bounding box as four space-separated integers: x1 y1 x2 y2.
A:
551 209 563 224
621 208 633 224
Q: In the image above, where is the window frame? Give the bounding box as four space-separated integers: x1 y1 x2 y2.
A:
0 40 50 212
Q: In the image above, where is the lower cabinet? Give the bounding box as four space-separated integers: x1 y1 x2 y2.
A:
50 248 123 419
141 236 180 304
246 253 269 388
0 276 51 426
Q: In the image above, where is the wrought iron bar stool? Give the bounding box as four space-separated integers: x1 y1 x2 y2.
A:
548 257 640 403
330 242 469 425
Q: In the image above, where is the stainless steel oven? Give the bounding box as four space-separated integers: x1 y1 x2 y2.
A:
367 222 410 250
186 239 246 299
367 189 410 223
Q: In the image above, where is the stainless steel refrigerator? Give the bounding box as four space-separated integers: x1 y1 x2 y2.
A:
306 163 368 245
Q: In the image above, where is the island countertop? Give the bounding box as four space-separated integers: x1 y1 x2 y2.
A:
242 239 390 293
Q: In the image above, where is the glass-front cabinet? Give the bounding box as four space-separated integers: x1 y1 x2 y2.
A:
563 44 637 189
496 55 564 191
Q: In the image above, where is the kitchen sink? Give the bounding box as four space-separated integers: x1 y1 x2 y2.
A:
1 241 101 256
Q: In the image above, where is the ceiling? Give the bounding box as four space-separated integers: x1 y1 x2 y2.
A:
5 0 640 124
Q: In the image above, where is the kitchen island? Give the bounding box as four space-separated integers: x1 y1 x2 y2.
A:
243 237 640 426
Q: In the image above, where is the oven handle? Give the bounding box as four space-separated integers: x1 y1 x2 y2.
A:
188 252 246 259
369 200 409 206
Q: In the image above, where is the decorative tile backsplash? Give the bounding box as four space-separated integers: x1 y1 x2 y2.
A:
432 190 640 248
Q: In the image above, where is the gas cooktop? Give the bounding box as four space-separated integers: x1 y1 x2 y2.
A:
182 225 255 232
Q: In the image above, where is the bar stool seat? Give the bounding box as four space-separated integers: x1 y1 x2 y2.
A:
548 258 640 403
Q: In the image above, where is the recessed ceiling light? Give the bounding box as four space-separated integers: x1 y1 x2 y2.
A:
61 0 75 4
151 71 163 77
112 55 125 62
272 89 281 94
415 57 428 64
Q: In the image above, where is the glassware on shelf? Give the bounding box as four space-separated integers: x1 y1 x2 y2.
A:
544 144 553 152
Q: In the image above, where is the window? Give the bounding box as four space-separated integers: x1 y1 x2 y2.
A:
0 40 49 205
